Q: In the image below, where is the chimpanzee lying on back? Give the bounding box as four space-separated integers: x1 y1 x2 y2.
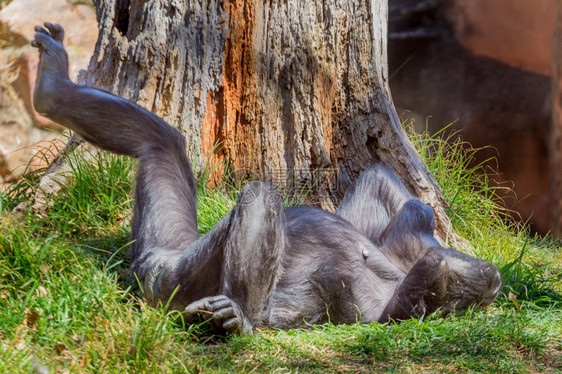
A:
32 23 502 334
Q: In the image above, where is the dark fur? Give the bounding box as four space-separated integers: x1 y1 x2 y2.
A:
32 24 502 334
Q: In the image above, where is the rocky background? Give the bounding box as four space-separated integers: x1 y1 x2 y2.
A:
0 0 97 189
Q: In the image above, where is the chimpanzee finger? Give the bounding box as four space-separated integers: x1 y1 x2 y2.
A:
34 25 50 35
44 22 64 42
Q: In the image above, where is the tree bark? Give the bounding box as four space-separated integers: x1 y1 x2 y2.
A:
80 0 461 245
552 0 562 238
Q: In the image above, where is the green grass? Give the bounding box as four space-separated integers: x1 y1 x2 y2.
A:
0 132 561 373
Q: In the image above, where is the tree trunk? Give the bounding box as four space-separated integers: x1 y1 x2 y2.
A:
80 0 461 245
552 0 562 238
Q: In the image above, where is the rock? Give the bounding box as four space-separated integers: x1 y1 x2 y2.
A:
0 0 98 79
0 60 40 182
0 0 98 185
0 121 30 180
13 51 64 130
27 135 68 173
21 136 92 213
0 113 64 182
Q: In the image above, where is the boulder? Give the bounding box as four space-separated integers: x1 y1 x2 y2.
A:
14 51 64 130
0 0 97 185
0 0 97 78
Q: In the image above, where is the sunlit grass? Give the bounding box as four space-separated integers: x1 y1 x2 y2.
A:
0 129 560 372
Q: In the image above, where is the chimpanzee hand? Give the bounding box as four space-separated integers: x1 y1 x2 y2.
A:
184 295 254 335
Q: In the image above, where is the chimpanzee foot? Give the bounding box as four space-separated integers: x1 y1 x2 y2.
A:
184 295 254 335
31 23 66 53
31 22 71 115
33 22 65 45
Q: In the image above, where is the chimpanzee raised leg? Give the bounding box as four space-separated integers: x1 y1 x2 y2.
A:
32 23 285 334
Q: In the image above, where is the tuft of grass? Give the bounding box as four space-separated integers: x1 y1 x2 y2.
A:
41 150 135 239
0 129 560 372
0 188 5 213
195 159 237 235
408 124 511 244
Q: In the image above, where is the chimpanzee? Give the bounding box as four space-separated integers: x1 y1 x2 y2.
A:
32 23 502 335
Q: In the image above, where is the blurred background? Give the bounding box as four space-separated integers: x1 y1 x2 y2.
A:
388 0 557 235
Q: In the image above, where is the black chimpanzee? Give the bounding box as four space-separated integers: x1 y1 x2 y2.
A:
32 23 502 335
